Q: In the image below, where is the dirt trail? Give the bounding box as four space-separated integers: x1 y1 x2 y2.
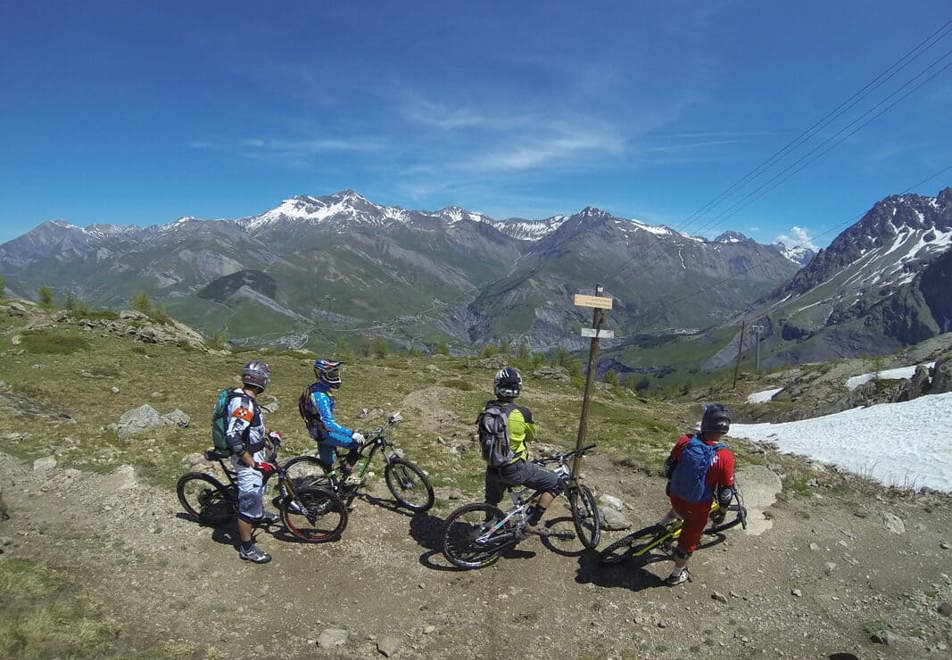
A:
1 451 951 659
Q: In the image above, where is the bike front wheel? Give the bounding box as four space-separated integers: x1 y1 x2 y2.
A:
599 524 673 564
567 484 601 549
176 472 234 526
283 454 331 490
281 487 348 543
385 458 434 512
441 503 510 569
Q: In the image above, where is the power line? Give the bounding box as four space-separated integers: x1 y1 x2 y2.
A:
674 19 952 235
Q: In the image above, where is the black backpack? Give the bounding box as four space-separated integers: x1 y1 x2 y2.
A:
298 383 321 424
476 401 516 467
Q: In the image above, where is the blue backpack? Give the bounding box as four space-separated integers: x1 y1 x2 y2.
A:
669 436 725 503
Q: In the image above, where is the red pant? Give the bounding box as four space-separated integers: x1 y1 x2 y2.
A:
670 495 712 555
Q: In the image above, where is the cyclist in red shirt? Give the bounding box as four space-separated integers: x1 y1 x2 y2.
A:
660 403 735 586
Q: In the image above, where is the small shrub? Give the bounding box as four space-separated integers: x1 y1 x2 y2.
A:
435 341 449 356
37 285 54 308
480 344 498 358
21 330 90 354
603 370 619 386
372 338 388 358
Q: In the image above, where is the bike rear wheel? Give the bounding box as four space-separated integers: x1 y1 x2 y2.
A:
599 524 674 564
176 473 233 526
283 455 331 490
281 487 348 543
568 484 601 549
442 503 511 569
385 458 434 512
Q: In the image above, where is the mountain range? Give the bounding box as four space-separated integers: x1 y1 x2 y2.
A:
691 187 952 370
0 190 812 352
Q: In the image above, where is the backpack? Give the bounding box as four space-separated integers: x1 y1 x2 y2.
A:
669 436 725 503
298 384 321 424
211 388 245 455
476 401 516 467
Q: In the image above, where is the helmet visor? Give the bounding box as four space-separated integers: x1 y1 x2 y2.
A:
323 367 341 384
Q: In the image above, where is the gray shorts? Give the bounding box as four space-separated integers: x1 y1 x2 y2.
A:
233 463 265 523
484 460 565 507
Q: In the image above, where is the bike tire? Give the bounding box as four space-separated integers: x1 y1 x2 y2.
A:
598 524 673 564
176 472 233 526
441 503 510 570
384 458 434 512
568 484 601 549
283 454 331 490
281 487 348 543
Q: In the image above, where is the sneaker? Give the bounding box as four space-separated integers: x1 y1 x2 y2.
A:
239 544 272 564
664 569 690 586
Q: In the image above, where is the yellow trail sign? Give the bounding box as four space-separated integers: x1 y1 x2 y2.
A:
574 294 613 309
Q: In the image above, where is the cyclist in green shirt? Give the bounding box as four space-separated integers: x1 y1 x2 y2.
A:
482 367 565 527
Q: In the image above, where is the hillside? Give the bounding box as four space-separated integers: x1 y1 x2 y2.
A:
2 298 951 659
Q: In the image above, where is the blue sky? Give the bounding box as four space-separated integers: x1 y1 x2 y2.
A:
1 1 950 247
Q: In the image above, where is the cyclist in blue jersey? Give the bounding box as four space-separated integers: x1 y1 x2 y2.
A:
298 359 365 482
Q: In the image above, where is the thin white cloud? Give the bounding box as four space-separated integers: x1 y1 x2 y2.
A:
775 226 817 250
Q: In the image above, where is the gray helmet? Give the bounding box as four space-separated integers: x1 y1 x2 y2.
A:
494 366 522 399
242 360 270 391
700 403 731 434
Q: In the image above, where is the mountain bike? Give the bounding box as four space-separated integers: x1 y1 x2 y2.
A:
176 446 348 543
282 412 435 513
441 444 601 570
598 482 747 564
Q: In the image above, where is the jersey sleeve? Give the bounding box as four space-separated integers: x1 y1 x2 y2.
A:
709 447 735 488
312 390 355 445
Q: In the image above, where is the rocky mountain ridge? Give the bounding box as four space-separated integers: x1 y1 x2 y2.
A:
0 190 800 350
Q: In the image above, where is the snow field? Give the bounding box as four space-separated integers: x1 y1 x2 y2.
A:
730 392 952 492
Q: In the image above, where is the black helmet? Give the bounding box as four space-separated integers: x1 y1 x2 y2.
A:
314 358 342 388
494 366 522 399
701 403 731 434
242 360 270 391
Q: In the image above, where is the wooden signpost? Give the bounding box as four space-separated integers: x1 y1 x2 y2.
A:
573 284 612 477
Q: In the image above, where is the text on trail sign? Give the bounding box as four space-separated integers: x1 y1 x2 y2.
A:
573 294 613 309
580 328 614 339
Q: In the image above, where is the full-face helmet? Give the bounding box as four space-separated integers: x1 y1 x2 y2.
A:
314 358 343 388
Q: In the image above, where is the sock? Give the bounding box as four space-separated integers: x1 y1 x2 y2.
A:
669 566 684 577
241 540 254 551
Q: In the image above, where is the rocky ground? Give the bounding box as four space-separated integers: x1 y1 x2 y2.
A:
2 437 951 659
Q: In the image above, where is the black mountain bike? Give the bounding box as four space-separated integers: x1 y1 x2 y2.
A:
282 412 435 513
599 482 747 564
176 446 348 543
441 444 601 570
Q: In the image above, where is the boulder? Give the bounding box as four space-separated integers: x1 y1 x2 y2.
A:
599 506 632 531
532 367 570 382
377 635 402 657
161 409 190 428
117 404 165 440
895 365 931 401
317 628 349 649
882 511 906 535
932 357 952 394
597 494 625 511
0 485 9 521
33 455 57 472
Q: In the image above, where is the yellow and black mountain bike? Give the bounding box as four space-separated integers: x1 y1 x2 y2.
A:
598 482 747 564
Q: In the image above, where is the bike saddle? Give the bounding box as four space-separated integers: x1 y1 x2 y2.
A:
204 448 231 461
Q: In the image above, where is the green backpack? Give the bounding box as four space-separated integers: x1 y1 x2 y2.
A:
211 388 244 454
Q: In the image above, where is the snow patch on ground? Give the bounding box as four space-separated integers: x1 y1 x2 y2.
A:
746 388 783 404
731 392 952 492
845 362 935 391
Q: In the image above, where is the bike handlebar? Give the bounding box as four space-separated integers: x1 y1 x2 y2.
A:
534 443 597 465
